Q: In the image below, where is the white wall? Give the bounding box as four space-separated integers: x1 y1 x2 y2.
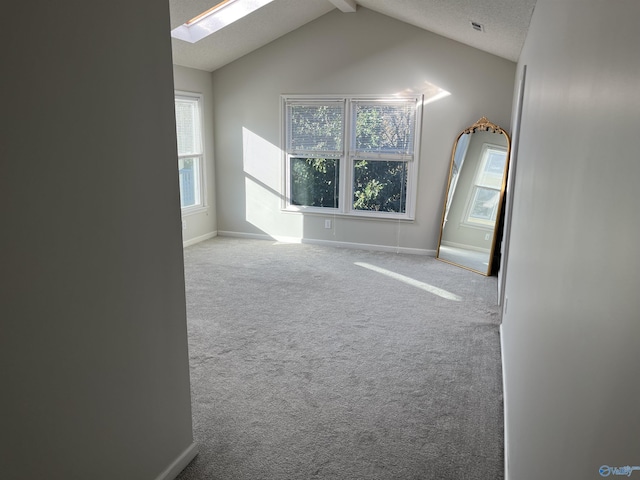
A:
502 1 640 479
0 1 195 479
211 7 515 253
173 65 218 245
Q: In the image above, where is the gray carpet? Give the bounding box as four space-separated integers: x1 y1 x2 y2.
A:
176 237 503 480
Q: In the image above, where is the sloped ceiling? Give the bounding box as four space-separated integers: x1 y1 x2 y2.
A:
169 0 537 72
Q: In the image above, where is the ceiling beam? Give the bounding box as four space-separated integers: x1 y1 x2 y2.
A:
328 0 357 13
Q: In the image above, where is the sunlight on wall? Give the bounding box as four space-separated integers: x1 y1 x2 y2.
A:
242 127 280 191
396 80 451 105
243 127 303 239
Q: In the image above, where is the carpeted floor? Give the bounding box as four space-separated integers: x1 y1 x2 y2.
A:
176 237 503 480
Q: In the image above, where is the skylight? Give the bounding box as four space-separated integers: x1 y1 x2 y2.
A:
171 0 275 43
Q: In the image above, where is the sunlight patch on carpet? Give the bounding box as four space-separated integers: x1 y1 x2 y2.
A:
354 262 462 301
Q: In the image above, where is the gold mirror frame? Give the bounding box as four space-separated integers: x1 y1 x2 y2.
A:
436 117 511 275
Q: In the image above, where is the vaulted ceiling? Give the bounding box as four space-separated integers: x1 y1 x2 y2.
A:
169 0 537 72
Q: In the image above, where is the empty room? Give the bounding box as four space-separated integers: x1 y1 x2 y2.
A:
173 1 514 477
4 1 640 480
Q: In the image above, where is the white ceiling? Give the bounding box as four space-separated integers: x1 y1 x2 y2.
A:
169 0 537 72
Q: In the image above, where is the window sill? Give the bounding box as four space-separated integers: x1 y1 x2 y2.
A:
181 205 209 217
458 221 494 231
281 207 414 222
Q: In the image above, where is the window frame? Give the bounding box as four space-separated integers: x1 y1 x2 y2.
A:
175 91 207 215
282 94 423 220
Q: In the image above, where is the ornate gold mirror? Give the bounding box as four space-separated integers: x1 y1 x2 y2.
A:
436 117 511 275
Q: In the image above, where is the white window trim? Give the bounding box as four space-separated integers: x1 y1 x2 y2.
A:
281 94 423 220
175 91 208 215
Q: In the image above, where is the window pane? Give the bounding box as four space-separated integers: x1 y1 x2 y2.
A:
178 157 201 208
175 98 202 156
353 160 407 213
468 187 500 224
354 102 416 155
290 157 339 208
287 104 343 153
477 148 507 188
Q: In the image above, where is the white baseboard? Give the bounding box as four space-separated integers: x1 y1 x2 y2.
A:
183 231 217 248
154 442 198 480
218 230 277 241
302 237 435 256
500 324 509 480
217 230 435 256
441 240 490 254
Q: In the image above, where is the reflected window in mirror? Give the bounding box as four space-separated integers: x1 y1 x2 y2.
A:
464 144 507 227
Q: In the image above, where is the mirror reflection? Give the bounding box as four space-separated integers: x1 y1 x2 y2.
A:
437 117 510 275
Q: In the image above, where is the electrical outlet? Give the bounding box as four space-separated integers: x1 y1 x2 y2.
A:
485 233 490 241
182 220 187 231
324 219 331 229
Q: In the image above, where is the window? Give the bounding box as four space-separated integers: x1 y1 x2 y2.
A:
284 96 422 219
175 93 204 211
464 143 507 227
286 101 343 208
171 0 276 44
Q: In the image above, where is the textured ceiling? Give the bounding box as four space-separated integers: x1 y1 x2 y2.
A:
169 0 537 72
